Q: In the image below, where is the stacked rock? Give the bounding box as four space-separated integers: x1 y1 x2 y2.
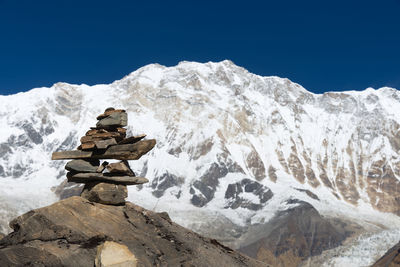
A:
52 108 156 205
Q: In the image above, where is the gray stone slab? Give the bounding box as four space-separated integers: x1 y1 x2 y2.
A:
96 112 127 128
65 159 99 173
118 134 146 145
67 172 148 185
52 139 156 160
94 138 117 149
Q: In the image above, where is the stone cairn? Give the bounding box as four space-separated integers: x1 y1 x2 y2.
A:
51 108 156 205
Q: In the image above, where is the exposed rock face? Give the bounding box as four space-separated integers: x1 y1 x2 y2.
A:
373 241 400 267
95 241 138 267
239 200 348 266
224 178 273 210
0 197 267 267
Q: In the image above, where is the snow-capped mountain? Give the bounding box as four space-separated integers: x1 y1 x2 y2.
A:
1 60 400 265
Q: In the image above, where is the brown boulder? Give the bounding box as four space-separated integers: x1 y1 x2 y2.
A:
106 161 135 176
81 182 127 205
0 197 267 267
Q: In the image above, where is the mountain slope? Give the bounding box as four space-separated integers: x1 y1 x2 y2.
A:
1 60 400 264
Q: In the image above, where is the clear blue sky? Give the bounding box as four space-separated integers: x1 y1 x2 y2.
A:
0 0 399 95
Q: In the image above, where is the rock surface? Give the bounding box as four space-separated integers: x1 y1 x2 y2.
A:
96 112 128 128
239 200 348 266
65 159 99 173
52 140 156 160
95 241 138 267
373 240 400 267
106 161 135 176
0 197 266 267
67 172 148 185
81 182 128 205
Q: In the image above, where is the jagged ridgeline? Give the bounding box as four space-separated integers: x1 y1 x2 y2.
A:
51 107 156 205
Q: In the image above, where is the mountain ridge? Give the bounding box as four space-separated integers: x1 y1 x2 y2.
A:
1 60 400 265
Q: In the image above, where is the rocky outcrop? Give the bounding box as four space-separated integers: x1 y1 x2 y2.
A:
239 200 349 266
0 196 266 267
372 241 400 267
95 241 138 267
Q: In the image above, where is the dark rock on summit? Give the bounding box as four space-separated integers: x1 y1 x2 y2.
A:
0 197 267 267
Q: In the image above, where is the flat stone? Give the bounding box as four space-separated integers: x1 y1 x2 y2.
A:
96 109 126 120
82 131 123 141
118 134 146 145
86 128 108 136
65 159 100 173
106 161 135 176
94 138 117 149
96 112 127 129
81 142 96 150
52 139 156 160
95 241 138 267
81 182 127 205
100 141 155 160
67 172 148 185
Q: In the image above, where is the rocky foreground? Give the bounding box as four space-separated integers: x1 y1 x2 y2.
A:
373 241 400 267
0 196 266 267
